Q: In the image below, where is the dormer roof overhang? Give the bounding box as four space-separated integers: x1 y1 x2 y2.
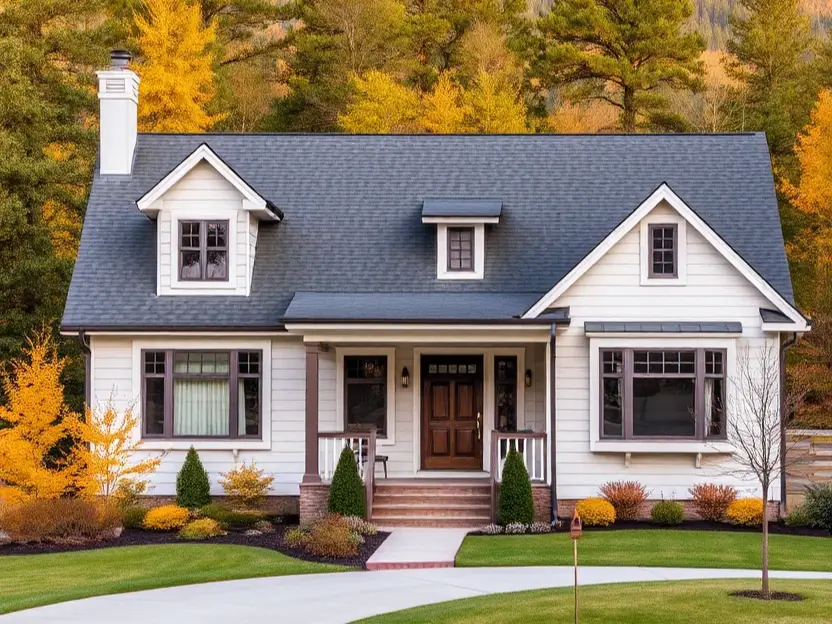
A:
421 198 502 224
135 143 282 221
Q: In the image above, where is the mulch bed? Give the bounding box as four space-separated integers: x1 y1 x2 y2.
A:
469 520 829 537
731 590 804 601
0 526 390 570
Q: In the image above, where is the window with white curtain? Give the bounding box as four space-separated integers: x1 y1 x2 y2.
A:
142 350 261 439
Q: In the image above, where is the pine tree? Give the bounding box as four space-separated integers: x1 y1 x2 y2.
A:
328 446 366 518
532 0 705 132
133 0 224 132
177 446 211 508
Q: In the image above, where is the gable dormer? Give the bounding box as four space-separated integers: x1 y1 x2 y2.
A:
421 199 502 280
137 144 281 297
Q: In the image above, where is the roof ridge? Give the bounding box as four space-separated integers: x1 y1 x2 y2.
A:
137 132 763 138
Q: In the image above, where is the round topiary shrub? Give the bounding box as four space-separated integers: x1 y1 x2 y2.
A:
726 498 764 527
143 505 191 531
804 483 832 531
328 446 366 518
575 498 616 527
177 446 211 509
650 500 684 526
179 518 223 540
498 447 534 525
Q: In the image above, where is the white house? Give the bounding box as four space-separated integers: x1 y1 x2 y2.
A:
61 51 810 525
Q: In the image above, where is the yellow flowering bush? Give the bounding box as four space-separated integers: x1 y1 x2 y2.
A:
179 518 223 540
143 504 190 531
726 498 764 527
218 462 274 508
575 498 616 527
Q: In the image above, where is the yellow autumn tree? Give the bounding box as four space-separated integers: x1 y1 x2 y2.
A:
0 332 81 505
464 72 528 134
133 0 224 132
339 71 422 133
72 399 162 500
422 73 469 133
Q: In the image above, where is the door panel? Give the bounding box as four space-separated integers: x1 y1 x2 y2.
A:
421 355 483 470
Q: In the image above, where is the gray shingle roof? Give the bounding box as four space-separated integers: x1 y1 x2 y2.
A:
760 308 792 323
584 321 743 333
422 199 503 218
62 133 793 330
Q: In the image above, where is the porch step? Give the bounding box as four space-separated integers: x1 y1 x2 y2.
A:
371 479 492 528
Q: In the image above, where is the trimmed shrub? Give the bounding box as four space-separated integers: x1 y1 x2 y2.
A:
285 514 359 558
179 518 223 540
283 526 308 549
498 447 535 525
599 480 649 521
575 498 616 527
198 503 263 529
804 483 832 531
143 505 191 531
689 483 738 522
785 504 811 528
176 447 211 509
650 500 684 526
0 498 121 543
121 505 148 530
343 516 378 536
328 446 366 518
726 498 764 527
218 462 274 508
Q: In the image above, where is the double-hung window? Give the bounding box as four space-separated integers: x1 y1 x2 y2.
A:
142 350 261 439
447 227 475 272
344 356 388 437
601 348 726 440
648 224 677 278
179 220 229 281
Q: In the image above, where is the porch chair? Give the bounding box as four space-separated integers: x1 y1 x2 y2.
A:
346 425 389 479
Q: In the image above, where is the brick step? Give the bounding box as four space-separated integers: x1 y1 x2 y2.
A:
375 516 489 528
374 486 491 498
373 493 490 506
373 503 491 518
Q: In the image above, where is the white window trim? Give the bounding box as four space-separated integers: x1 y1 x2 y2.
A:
588 336 735 454
336 347 397 446
437 223 485 280
640 214 687 285
162 208 241 295
129 337 272 451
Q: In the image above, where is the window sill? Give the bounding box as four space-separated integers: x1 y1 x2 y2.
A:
591 440 733 454
638 277 686 287
139 439 270 451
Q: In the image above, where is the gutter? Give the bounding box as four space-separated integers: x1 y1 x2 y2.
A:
780 331 798 514
77 330 91 408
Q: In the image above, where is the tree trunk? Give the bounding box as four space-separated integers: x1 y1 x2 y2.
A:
761 479 770 599
622 87 636 132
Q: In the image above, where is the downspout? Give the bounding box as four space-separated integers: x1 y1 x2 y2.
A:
77 330 91 409
779 331 798 515
549 324 558 522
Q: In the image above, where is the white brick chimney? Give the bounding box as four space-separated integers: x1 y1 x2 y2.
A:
96 50 140 175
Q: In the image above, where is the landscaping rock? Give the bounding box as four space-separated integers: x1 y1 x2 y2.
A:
244 529 264 536
0 531 10 545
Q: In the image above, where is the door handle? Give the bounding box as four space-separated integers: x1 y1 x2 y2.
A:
477 412 482 440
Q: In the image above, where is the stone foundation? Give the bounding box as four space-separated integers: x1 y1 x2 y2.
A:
555 499 781 521
299 482 331 522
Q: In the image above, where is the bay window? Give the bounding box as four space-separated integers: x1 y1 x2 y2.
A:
601 348 725 440
142 350 261 439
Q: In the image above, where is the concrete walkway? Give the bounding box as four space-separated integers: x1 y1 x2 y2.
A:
4 567 831 624
366 528 470 569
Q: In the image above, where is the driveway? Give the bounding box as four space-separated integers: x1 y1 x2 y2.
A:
4 567 831 624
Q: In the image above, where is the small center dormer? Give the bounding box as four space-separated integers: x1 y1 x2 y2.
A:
136 144 281 297
422 199 502 280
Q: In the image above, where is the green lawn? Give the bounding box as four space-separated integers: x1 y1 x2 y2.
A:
0 544 345 615
456 530 832 571
356 579 832 623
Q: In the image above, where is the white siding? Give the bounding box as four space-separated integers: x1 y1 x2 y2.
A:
552 203 781 500
157 162 253 296
89 335 306 497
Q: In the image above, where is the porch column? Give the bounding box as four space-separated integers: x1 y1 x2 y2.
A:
547 326 558 520
303 342 321 483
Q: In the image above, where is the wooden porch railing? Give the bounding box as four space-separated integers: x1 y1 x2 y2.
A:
318 430 377 521
489 431 547 522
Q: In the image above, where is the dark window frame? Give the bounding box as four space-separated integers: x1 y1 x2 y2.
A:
600 348 727 441
494 355 519 432
647 223 678 278
178 220 230 282
141 349 262 440
343 355 389 438
447 226 475 272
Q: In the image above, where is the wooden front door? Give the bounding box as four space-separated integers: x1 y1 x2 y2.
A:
421 355 484 470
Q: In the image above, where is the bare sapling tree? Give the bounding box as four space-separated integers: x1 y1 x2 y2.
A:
723 343 806 599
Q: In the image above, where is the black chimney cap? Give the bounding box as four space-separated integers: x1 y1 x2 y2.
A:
110 49 132 69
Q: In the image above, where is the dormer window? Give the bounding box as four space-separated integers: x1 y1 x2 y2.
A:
448 227 475 272
179 220 229 281
648 224 677 278
640 214 686 286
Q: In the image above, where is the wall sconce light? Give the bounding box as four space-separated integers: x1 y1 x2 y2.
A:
525 369 533 387
401 366 410 388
